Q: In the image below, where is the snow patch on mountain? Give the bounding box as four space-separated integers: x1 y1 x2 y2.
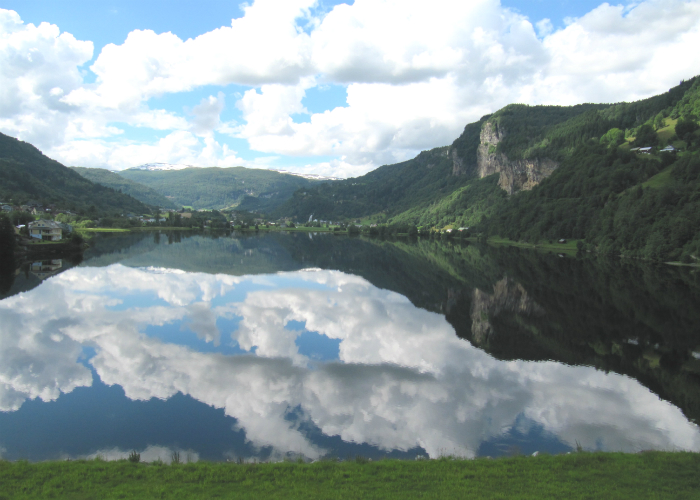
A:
130 163 192 171
272 169 343 181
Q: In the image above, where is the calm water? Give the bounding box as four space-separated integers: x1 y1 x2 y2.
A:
1 231 699 462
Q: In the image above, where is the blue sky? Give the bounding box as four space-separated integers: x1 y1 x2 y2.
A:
1 0 698 177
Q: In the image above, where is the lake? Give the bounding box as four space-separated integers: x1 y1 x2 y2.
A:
1 231 699 463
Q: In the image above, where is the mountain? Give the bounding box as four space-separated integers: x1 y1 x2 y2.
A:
482 78 700 262
275 77 700 261
271 145 488 223
118 166 325 211
0 132 151 215
70 167 179 209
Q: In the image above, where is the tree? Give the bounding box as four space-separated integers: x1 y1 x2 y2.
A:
633 124 658 147
8 211 34 226
600 128 625 148
675 117 699 143
653 112 665 130
0 215 17 295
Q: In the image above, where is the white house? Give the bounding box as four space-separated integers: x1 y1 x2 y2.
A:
28 220 62 241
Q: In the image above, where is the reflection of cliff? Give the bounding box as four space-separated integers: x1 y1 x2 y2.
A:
476 121 558 195
454 248 700 424
470 277 544 345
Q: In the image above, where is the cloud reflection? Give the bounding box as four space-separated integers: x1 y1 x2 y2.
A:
0 264 698 458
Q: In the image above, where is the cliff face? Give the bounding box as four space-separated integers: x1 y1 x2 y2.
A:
470 277 544 346
470 121 558 194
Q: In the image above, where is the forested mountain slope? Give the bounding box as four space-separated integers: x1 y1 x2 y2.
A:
0 132 151 214
272 146 482 221
276 77 700 261
118 166 321 210
71 167 179 209
483 78 700 262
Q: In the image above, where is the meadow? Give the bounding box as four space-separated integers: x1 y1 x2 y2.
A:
1 452 699 499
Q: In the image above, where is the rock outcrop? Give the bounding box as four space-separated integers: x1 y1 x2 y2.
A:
475 121 558 194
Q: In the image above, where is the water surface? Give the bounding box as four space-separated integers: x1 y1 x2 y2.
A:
1 231 699 462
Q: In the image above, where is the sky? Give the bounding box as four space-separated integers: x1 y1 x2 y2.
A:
1 0 699 178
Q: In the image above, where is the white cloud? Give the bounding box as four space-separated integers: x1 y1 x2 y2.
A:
51 131 247 170
189 92 226 136
1 0 700 175
0 9 93 149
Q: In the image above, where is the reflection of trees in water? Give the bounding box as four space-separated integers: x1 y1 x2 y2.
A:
0 215 17 296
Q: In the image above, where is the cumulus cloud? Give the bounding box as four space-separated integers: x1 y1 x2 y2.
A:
189 92 226 136
1 265 698 460
1 0 700 174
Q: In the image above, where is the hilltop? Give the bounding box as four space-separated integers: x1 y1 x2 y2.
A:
118 166 325 211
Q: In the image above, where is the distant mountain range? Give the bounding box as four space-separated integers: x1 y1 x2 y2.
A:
117 166 323 211
130 163 192 171
271 169 343 181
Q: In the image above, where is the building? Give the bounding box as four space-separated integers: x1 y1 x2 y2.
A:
28 220 63 241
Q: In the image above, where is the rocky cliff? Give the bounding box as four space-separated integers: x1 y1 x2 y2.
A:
452 120 559 194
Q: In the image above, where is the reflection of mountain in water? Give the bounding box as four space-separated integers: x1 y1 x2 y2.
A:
9 230 700 425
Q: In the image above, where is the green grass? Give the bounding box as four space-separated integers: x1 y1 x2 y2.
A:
656 118 678 144
488 236 581 254
75 227 130 233
642 168 674 189
1 452 698 499
21 239 68 245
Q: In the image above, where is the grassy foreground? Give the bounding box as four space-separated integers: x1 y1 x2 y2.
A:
1 452 699 499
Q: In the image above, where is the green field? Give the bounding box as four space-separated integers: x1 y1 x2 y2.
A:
487 236 581 254
1 452 698 499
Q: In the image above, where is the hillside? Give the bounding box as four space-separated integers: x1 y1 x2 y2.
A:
482 78 700 262
118 166 322 210
275 77 700 261
271 145 479 222
0 132 151 215
71 167 179 209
